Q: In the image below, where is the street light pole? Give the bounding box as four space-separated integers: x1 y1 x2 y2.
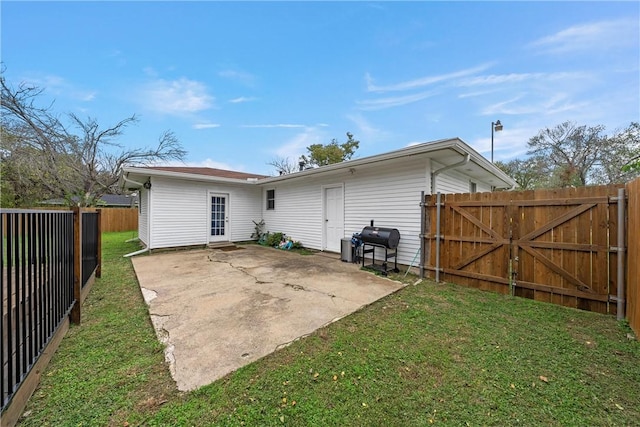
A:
491 120 503 163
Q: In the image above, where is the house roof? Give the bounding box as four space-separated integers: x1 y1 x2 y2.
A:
144 166 267 180
121 138 517 190
99 194 139 207
258 137 516 189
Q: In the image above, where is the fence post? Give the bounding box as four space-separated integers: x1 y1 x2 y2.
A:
71 207 82 324
617 188 626 320
96 209 102 278
419 191 425 279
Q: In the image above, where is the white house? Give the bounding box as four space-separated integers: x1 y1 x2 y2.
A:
120 138 516 266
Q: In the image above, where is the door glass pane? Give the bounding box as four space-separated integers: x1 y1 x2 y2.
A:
211 196 226 236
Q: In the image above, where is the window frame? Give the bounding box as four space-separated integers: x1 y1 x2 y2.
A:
266 189 275 210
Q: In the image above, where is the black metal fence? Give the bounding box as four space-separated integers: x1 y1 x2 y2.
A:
81 212 99 287
1 208 100 414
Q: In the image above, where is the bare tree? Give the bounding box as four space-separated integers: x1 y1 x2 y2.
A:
267 156 300 175
1 71 186 207
528 121 608 187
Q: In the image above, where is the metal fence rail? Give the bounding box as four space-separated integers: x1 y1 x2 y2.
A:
1 210 74 410
1 208 100 418
81 212 99 287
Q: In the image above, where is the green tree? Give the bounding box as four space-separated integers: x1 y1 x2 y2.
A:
494 158 549 190
1 71 187 207
300 132 359 168
616 122 640 177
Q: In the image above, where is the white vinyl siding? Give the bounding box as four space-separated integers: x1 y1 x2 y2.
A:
476 181 493 192
261 156 429 265
343 157 427 266
261 181 323 248
435 169 476 194
139 189 149 246
148 177 261 249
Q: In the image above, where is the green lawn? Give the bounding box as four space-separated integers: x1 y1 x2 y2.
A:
16 232 640 426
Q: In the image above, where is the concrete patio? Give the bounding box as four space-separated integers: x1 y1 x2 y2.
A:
131 245 405 391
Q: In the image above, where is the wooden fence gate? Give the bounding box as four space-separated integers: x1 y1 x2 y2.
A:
422 185 626 315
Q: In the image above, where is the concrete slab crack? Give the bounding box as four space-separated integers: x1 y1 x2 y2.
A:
284 282 336 299
207 253 275 285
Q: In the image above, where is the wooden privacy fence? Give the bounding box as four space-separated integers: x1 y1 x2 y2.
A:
17 207 138 233
98 207 138 232
421 185 626 316
1 208 101 427
627 178 640 336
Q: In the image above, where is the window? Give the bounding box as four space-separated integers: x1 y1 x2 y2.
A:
266 189 275 210
469 182 477 193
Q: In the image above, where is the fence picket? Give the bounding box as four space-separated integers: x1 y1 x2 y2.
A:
626 178 640 336
423 184 628 317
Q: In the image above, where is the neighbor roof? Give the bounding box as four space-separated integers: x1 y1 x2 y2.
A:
40 194 138 207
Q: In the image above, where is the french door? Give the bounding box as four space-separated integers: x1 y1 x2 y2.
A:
209 193 229 243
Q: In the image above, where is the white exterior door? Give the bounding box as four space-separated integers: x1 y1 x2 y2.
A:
323 186 344 252
209 193 229 243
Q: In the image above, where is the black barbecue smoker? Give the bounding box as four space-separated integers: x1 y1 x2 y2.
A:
359 226 400 275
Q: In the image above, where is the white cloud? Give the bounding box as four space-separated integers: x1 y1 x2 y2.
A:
273 127 327 160
481 93 589 117
528 18 639 55
229 96 257 103
457 72 585 87
141 78 214 114
193 123 221 129
218 69 256 86
365 63 493 93
356 90 438 111
346 113 387 141
23 74 97 103
241 124 306 128
473 126 534 162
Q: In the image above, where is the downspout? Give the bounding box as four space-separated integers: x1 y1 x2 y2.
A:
122 174 145 188
123 246 149 258
430 153 471 194
121 172 152 256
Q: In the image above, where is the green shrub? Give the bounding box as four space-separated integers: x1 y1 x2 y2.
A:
264 232 283 247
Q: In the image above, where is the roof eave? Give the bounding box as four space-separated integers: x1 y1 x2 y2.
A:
121 166 262 186
258 138 460 185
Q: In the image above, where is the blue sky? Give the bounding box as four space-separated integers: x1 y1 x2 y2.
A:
2 1 639 175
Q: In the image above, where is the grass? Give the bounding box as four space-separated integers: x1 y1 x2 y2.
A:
16 232 640 426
